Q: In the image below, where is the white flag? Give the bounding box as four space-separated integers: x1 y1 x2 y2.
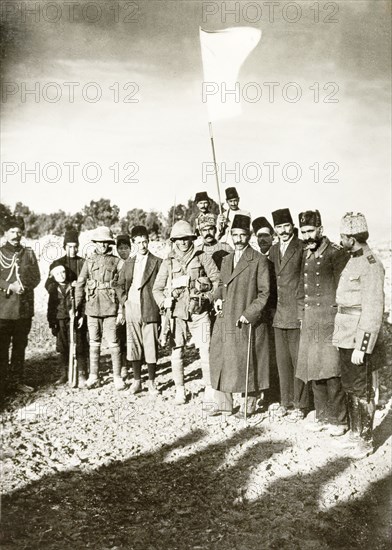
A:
200 27 262 121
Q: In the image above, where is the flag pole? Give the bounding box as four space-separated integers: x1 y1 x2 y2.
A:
208 121 223 216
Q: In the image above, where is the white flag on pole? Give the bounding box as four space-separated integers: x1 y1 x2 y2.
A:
200 27 262 121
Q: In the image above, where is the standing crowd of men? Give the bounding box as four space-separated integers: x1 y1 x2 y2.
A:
0 186 386 459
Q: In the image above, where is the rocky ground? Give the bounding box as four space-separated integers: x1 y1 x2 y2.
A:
0 239 391 549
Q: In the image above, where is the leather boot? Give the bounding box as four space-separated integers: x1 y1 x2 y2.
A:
55 355 68 385
86 345 100 389
335 394 360 449
348 398 374 459
111 347 126 390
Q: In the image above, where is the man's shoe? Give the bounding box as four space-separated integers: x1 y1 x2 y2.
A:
270 404 288 418
129 380 142 394
113 376 126 391
327 424 348 437
174 386 186 405
306 420 329 433
147 380 160 396
16 383 34 393
287 408 305 422
348 439 373 460
86 375 100 389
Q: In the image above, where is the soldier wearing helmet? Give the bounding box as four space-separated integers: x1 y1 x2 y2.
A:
75 226 125 391
153 220 220 405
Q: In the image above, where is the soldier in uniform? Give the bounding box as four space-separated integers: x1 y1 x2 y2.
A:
45 228 88 384
196 213 232 270
334 213 385 459
194 191 212 236
153 221 220 405
296 210 349 435
217 187 251 245
0 216 40 400
269 208 308 419
75 226 125 391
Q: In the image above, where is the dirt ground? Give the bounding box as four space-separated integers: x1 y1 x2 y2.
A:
1 240 391 549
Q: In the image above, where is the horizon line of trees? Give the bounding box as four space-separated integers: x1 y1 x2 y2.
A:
0 197 221 240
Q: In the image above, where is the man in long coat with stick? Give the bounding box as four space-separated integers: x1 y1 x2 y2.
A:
209 214 270 418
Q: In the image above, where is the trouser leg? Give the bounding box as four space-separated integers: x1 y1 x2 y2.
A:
189 312 211 386
131 360 142 380
274 328 294 408
326 376 348 426
87 316 102 378
312 379 328 423
171 346 184 386
0 319 12 400
147 363 156 381
10 318 32 385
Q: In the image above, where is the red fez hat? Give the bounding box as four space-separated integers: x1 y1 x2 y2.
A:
252 217 273 234
225 187 239 200
231 214 251 231
272 208 293 226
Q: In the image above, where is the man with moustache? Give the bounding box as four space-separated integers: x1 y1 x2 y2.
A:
210 214 270 418
0 216 40 400
252 216 279 405
194 191 212 236
153 221 220 405
196 214 232 270
269 208 308 419
334 213 385 459
296 210 349 435
217 187 251 245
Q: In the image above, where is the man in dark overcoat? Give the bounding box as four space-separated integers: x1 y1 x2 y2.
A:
296 210 349 435
0 216 40 400
269 208 308 419
115 225 162 395
210 214 270 418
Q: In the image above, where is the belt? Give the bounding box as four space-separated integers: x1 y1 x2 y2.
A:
337 306 361 316
96 282 112 290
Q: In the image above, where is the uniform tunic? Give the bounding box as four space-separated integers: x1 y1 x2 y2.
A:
296 237 349 382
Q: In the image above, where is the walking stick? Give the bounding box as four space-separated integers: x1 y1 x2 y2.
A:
244 324 252 423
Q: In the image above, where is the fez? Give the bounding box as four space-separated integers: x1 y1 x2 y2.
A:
231 214 251 232
64 229 79 246
194 191 210 203
131 225 148 239
252 216 273 235
225 187 239 200
272 208 293 226
116 234 131 247
298 210 322 228
4 215 25 231
340 212 368 235
198 214 217 229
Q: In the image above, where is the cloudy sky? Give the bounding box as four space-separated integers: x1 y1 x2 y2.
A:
1 0 391 241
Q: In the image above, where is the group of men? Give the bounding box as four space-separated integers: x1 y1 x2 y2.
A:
0 187 385 459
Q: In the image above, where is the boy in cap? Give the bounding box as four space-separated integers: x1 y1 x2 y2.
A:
296 210 349 435
47 264 87 387
45 228 85 291
269 208 309 419
153 220 220 405
75 226 125 390
334 213 385 458
0 216 40 400
115 226 162 395
217 187 251 245
210 214 270 418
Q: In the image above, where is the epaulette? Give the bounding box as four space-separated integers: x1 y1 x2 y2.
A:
331 242 342 250
367 255 376 264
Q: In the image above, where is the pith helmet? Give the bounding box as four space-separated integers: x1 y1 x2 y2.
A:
91 226 115 243
170 221 197 241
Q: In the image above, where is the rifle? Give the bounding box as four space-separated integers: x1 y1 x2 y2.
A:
68 283 78 388
159 258 175 348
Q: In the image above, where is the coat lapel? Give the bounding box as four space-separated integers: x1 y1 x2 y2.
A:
278 237 298 272
140 253 156 288
227 246 253 284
